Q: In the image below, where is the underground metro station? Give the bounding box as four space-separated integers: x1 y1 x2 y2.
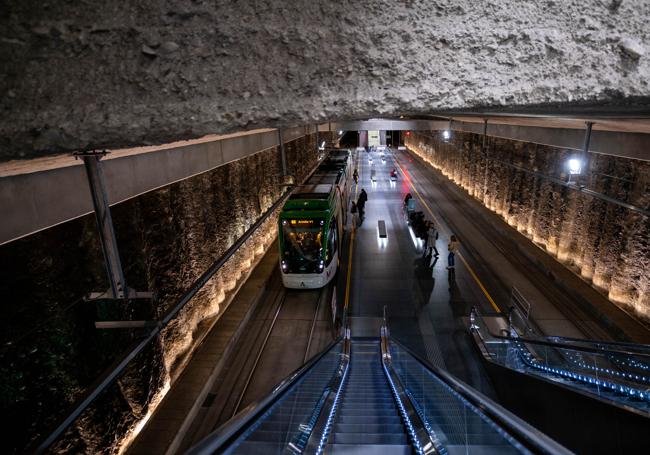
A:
1 2 650 455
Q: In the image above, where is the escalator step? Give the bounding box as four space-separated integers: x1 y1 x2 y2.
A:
445 444 521 454
330 433 409 445
337 415 403 424
333 423 406 433
326 443 412 454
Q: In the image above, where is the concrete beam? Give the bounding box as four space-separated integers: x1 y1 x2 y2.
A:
0 127 317 245
327 119 449 132
452 122 650 161
328 116 650 161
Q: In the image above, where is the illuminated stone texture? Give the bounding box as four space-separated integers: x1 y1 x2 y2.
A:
407 131 650 322
1 0 649 160
0 134 319 453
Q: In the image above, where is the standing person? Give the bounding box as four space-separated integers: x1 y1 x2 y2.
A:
427 221 439 261
357 189 368 220
420 220 429 255
447 234 459 269
353 168 359 184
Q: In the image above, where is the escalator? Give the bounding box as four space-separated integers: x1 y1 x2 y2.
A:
326 341 410 454
469 306 650 452
187 325 568 455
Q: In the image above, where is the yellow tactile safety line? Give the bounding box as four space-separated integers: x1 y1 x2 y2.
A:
344 150 360 312
393 152 501 313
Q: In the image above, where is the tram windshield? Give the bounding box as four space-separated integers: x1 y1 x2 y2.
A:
282 218 324 273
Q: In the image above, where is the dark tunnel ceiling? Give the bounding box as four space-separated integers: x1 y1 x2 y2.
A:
1 0 649 160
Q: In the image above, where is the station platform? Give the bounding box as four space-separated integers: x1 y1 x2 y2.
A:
348 149 496 394
346 145 650 396
131 144 650 455
396 147 650 343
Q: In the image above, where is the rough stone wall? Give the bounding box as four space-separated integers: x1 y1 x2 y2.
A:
0 134 319 454
406 131 650 321
1 0 650 160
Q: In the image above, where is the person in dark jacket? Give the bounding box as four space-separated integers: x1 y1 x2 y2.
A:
357 189 368 220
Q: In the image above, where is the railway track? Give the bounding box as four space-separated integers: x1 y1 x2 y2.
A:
178 274 333 451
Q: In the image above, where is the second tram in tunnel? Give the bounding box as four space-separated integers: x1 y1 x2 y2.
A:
278 149 351 288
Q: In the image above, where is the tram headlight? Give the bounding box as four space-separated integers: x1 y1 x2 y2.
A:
281 260 288 272
318 260 324 272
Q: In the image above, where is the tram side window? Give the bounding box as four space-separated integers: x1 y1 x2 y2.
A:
326 218 338 265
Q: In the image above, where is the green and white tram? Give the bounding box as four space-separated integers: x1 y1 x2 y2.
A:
278 150 351 289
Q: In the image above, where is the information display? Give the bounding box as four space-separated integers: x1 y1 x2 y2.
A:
290 219 317 226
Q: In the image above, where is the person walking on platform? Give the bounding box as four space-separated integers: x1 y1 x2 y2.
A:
447 234 459 269
403 193 412 207
357 189 368 221
353 168 359 184
426 221 439 262
420 220 430 254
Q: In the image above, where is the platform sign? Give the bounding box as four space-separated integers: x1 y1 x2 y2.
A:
368 130 380 147
290 219 316 226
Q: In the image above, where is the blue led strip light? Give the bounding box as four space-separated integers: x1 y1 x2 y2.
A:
390 343 529 454
404 389 447 455
382 363 425 455
314 363 349 455
289 387 331 451
560 350 650 384
610 356 650 372
513 342 650 404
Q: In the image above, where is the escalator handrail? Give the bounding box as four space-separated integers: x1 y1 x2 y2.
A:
544 334 650 352
471 307 650 359
381 326 441 455
389 338 572 455
186 336 342 455
301 326 351 454
507 305 650 353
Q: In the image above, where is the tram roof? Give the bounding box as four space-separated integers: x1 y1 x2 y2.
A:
292 183 333 197
309 173 339 185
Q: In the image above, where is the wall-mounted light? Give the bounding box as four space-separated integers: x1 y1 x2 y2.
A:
443 130 451 140
568 158 582 175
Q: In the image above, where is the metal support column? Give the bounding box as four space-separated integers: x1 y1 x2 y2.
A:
482 119 489 198
76 150 152 330
278 128 287 176
80 151 128 300
580 121 594 187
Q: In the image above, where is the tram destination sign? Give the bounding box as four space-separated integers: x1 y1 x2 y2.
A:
290 219 317 226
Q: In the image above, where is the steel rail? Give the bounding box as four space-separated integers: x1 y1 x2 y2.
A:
231 289 288 417
304 287 328 364
32 189 293 455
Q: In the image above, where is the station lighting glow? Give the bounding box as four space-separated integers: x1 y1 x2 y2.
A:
568 158 582 175
442 130 451 140
338 130 343 135
376 227 387 249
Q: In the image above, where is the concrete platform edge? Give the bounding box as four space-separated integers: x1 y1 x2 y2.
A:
164 269 273 455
